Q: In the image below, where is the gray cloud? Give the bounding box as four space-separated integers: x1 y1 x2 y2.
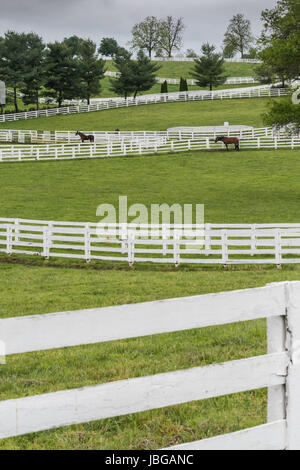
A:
0 0 278 51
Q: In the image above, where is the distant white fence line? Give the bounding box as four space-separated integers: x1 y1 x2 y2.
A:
0 126 291 144
0 135 299 162
156 76 260 86
0 281 299 450
151 57 262 63
0 86 289 123
104 71 260 86
1 218 300 266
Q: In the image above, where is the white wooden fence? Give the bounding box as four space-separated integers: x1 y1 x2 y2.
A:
151 57 262 63
0 135 299 162
0 126 283 144
156 77 260 85
0 87 288 123
105 71 260 86
1 219 300 266
0 281 299 449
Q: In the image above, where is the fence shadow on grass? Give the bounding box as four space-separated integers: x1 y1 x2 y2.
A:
0 252 298 274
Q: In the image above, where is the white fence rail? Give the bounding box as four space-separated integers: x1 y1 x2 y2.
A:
105 71 260 86
156 77 260 86
1 218 300 266
0 87 288 123
0 126 284 144
0 281 299 450
150 57 262 63
0 135 299 162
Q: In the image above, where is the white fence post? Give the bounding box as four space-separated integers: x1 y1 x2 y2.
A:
285 281 300 450
267 282 287 424
6 225 12 255
85 224 91 263
43 228 50 259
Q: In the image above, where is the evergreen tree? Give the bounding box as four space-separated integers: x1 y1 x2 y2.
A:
109 48 136 99
20 33 45 111
0 31 30 113
179 78 188 92
179 77 185 91
43 41 82 107
110 49 160 99
77 39 106 105
160 80 168 94
63 35 85 56
191 43 227 91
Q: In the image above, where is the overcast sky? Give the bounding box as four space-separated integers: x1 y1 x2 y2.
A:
0 0 278 53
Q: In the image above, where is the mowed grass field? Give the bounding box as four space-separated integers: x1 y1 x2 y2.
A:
94 77 258 99
105 59 258 78
1 96 299 450
0 97 277 131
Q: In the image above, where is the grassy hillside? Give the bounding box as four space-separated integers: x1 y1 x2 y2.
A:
105 60 258 78
1 148 300 449
0 92 296 450
0 149 299 225
0 97 278 131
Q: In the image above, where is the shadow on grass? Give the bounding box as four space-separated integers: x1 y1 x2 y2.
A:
0 253 298 274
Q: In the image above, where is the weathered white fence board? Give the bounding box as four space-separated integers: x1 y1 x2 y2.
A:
285 282 300 450
1 283 287 355
1 282 300 448
0 353 288 439
267 314 286 423
164 420 286 450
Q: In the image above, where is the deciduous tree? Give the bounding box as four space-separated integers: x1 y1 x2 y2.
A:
258 0 300 85
223 14 254 58
157 16 185 58
98 37 119 58
130 16 160 59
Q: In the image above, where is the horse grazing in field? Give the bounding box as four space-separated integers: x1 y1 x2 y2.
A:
76 131 95 143
215 136 240 152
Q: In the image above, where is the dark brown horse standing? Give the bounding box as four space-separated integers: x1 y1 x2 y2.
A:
215 136 240 151
76 131 95 143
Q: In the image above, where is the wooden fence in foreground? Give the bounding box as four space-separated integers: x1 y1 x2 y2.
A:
0 282 299 449
1 219 300 266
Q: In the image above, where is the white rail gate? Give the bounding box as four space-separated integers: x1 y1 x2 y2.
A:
0 282 299 449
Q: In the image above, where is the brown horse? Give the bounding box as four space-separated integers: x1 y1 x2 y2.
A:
76 131 95 143
215 136 240 151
